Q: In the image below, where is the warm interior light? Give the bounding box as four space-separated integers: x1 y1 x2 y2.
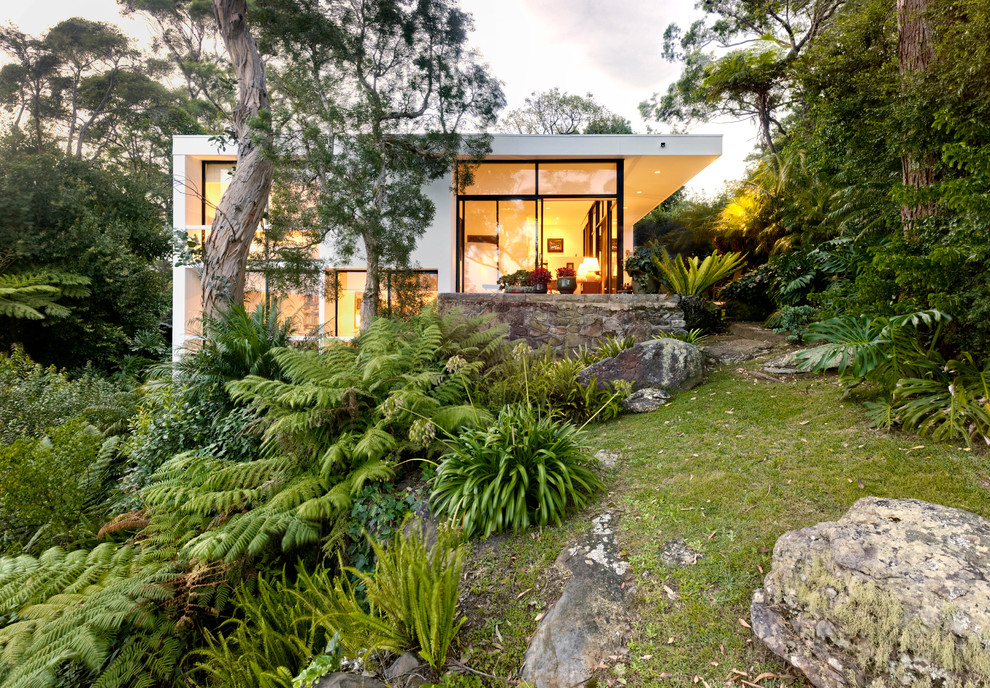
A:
577 257 601 280
354 293 362 330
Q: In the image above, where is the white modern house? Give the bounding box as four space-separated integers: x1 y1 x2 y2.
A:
172 134 721 352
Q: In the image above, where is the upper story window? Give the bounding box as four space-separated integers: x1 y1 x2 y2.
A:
203 162 235 225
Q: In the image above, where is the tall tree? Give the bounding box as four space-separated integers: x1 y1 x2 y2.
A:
499 88 631 134
118 0 235 123
642 0 846 156
200 0 274 317
896 0 936 237
256 0 504 329
0 19 204 204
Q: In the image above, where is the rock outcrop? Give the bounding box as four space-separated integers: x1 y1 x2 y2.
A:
523 512 631 688
751 497 990 688
577 339 705 392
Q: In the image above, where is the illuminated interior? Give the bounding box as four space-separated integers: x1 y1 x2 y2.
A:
203 162 235 225
243 272 319 338
325 270 438 338
458 161 621 293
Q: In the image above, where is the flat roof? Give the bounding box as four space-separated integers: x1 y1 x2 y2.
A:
173 133 722 228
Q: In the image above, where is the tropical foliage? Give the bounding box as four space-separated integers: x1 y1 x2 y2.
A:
652 249 747 297
798 310 990 445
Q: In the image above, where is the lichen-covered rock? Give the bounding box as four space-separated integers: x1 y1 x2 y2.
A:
523 512 631 688
312 674 386 688
621 387 671 413
577 339 705 391
751 497 990 688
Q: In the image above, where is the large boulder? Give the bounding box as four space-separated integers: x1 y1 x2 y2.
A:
523 512 631 688
751 497 990 688
577 339 705 392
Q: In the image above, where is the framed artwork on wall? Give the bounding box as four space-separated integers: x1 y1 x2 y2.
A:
547 238 564 253
566 262 575 271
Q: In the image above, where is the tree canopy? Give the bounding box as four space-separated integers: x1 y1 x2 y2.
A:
499 88 632 135
255 0 505 328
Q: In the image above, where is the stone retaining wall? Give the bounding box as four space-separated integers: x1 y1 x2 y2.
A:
437 293 686 352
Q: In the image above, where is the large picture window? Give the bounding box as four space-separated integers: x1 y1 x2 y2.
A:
456 160 624 293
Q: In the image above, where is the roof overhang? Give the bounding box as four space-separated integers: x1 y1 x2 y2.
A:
475 134 722 231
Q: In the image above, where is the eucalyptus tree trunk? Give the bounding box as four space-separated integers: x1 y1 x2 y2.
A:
897 0 936 239
201 0 273 318
360 233 380 332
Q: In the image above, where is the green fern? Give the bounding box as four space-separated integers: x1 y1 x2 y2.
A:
0 545 180 688
142 308 500 565
0 271 91 320
302 520 466 670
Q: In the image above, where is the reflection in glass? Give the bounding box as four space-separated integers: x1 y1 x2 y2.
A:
461 163 536 195
538 162 617 195
243 272 319 338
462 201 498 293
497 200 538 278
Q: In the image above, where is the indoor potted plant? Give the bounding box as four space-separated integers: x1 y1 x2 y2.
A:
530 267 552 294
555 265 577 294
498 269 534 293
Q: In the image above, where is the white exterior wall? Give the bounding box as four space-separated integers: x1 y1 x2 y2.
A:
171 134 721 355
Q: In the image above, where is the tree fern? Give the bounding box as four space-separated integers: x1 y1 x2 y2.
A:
0 545 181 688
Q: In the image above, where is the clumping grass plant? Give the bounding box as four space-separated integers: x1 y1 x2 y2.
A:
431 404 603 539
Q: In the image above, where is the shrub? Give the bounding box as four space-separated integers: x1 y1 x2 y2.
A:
191 568 333 688
798 310 990 445
154 302 293 407
0 346 135 444
482 343 629 424
654 329 712 346
431 404 603 538
0 418 105 554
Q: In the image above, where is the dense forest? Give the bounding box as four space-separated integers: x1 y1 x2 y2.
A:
0 0 988 686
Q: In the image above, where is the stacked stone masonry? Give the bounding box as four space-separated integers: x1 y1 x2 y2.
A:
437 294 686 352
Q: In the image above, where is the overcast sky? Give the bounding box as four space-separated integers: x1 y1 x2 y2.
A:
5 0 758 193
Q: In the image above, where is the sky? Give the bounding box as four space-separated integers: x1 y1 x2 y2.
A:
4 0 759 194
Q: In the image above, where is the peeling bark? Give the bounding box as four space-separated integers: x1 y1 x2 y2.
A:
202 0 273 318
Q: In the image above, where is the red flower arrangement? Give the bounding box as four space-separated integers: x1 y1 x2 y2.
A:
555 266 575 278
530 267 552 285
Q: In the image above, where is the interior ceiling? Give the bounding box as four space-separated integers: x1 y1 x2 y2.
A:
479 154 720 232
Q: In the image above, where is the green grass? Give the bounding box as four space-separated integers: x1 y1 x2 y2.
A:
602 368 990 686
453 366 990 687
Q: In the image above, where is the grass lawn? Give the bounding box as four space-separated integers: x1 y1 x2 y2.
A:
456 365 990 687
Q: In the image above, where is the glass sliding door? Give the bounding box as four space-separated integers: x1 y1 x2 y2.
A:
462 201 498 293
460 199 539 292
497 200 538 278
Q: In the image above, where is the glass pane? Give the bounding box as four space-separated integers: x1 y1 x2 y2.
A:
538 162 617 195
462 201 498 293
462 163 536 195
542 199 595 278
498 200 538 278
203 162 235 225
243 272 318 338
